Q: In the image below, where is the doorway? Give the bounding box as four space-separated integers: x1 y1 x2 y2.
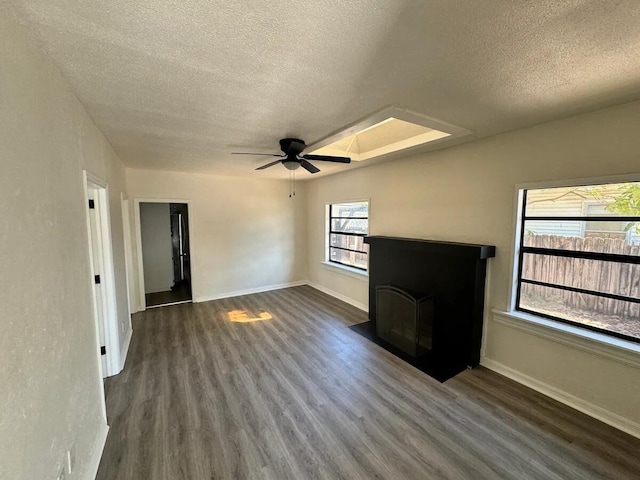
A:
83 171 121 426
138 201 193 308
87 186 108 377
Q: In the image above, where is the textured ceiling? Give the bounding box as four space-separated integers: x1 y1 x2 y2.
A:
7 0 640 179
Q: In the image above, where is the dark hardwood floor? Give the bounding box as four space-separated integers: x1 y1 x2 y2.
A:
145 283 192 307
97 285 640 479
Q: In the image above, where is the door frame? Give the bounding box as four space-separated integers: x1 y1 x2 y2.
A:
133 198 195 311
83 171 121 383
121 193 136 316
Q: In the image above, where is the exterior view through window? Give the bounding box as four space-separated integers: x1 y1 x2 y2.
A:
517 181 640 342
329 201 369 270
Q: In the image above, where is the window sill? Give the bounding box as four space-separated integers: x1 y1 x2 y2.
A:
321 261 369 282
491 309 640 368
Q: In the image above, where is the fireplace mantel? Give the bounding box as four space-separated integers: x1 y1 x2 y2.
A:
363 235 496 381
365 236 495 259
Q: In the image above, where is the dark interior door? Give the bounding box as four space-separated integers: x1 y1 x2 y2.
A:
169 203 191 295
181 206 191 286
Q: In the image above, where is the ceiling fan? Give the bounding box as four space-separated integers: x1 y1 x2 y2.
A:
232 138 351 174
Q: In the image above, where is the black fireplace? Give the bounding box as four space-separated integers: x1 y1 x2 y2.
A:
375 285 433 358
352 236 496 382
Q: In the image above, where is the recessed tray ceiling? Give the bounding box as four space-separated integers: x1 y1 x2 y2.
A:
309 108 469 162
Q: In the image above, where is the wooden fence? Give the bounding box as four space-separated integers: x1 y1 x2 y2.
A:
522 234 640 317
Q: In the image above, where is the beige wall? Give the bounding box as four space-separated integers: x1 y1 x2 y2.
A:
0 8 130 480
306 100 640 430
126 169 307 306
140 203 174 293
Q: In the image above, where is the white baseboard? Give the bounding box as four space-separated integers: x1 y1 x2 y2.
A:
480 357 640 440
146 300 192 309
194 281 307 303
307 282 368 312
118 327 133 373
88 422 109 480
193 280 368 312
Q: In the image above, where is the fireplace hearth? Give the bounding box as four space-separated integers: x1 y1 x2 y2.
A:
353 236 496 382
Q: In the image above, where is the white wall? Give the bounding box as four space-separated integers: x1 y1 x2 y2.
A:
140 203 174 293
127 169 307 306
0 7 130 480
306 100 640 433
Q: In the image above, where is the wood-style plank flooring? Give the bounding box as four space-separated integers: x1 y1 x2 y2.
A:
97 285 640 479
145 283 192 307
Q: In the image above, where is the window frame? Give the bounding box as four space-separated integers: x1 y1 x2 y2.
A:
326 200 370 272
513 180 640 344
581 200 632 240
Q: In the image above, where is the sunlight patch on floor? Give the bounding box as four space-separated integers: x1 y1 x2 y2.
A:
227 309 273 323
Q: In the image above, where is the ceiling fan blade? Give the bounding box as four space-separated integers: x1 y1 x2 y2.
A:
302 154 351 163
232 152 284 156
300 159 320 174
255 159 283 170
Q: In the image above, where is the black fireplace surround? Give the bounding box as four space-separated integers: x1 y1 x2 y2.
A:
354 236 496 382
375 285 434 358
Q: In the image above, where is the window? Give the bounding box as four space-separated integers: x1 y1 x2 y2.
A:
583 203 628 239
328 201 369 271
515 181 640 342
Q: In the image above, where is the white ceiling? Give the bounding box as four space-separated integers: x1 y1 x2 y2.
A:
7 0 640 179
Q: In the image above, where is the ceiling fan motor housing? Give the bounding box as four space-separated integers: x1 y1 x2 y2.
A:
280 138 306 156
247 137 350 173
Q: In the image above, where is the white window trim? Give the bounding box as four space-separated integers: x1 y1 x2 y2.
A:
580 200 595 237
503 173 640 361
325 198 371 273
581 199 631 239
321 260 369 281
492 309 640 368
